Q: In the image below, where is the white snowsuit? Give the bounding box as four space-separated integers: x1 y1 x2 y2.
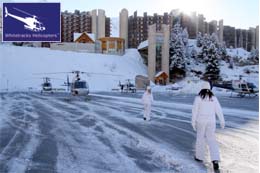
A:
142 91 154 120
192 96 225 161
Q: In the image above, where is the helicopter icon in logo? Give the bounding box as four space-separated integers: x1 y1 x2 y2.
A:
5 7 45 32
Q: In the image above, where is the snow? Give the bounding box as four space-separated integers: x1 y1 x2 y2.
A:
1 91 258 172
0 45 147 92
226 48 250 59
0 38 258 95
137 40 148 50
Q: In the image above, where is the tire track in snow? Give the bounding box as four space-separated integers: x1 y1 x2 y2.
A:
68 98 202 172
0 93 40 173
27 95 137 173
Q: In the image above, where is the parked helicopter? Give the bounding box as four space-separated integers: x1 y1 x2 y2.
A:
35 70 123 96
213 80 258 97
40 77 53 94
5 7 45 32
62 71 89 96
118 79 136 93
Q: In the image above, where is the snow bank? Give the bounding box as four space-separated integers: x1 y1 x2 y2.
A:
137 40 148 50
0 45 147 91
226 48 250 59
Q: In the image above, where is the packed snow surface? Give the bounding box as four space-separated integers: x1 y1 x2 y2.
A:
0 92 258 172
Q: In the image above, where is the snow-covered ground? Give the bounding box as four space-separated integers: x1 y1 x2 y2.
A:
226 48 250 59
0 45 147 92
0 92 258 173
1 44 258 96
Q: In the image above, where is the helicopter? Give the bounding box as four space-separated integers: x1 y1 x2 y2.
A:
35 70 123 96
4 7 45 32
201 74 258 98
63 71 89 96
40 77 53 94
118 79 136 93
213 80 258 98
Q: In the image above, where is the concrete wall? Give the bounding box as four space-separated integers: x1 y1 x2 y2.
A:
120 9 128 48
50 43 95 53
148 24 156 82
256 26 259 50
97 9 105 39
161 24 170 83
218 20 223 44
91 9 97 39
0 7 2 42
249 27 256 50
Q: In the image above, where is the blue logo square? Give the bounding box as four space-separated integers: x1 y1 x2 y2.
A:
2 3 61 42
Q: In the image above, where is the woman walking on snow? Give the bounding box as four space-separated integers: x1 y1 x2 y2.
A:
142 86 154 121
192 81 225 170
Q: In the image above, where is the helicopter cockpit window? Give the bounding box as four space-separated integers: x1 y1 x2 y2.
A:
35 22 40 28
43 83 51 87
247 83 257 88
74 81 87 89
241 84 248 91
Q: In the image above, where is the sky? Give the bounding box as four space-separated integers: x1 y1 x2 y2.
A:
1 0 259 29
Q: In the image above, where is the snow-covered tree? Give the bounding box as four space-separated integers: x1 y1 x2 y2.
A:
210 33 219 46
196 33 222 80
190 47 197 60
218 43 227 60
249 49 259 63
204 43 221 80
210 33 227 60
182 28 189 46
196 32 203 47
169 23 186 70
197 34 211 62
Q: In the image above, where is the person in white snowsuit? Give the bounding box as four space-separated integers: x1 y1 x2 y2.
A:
192 81 225 170
142 86 154 121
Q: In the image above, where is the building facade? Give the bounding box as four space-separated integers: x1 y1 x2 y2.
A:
0 7 2 42
98 37 125 55
218 20 224 43
119 9 129 48
121 9 258 51
127 11 171 48
61 9 110 42
124 10 226 49
138 24 170 83
226 26 259 51
256 26 259 49
223 26 236 48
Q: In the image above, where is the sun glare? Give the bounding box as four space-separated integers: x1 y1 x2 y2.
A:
160 0 208 15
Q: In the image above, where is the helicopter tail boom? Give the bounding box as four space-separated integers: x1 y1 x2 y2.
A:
5 7 9 17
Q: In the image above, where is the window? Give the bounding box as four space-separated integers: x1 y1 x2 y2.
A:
74 81 86 89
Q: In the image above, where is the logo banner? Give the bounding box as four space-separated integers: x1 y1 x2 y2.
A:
2 3 61 42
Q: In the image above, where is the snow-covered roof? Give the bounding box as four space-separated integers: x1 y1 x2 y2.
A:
137 40 148 50
155 71 167 77
73 32 96 42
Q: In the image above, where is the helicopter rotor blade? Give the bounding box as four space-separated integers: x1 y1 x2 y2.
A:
13 7 37 18
33 72 70 75
85 72 123 77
